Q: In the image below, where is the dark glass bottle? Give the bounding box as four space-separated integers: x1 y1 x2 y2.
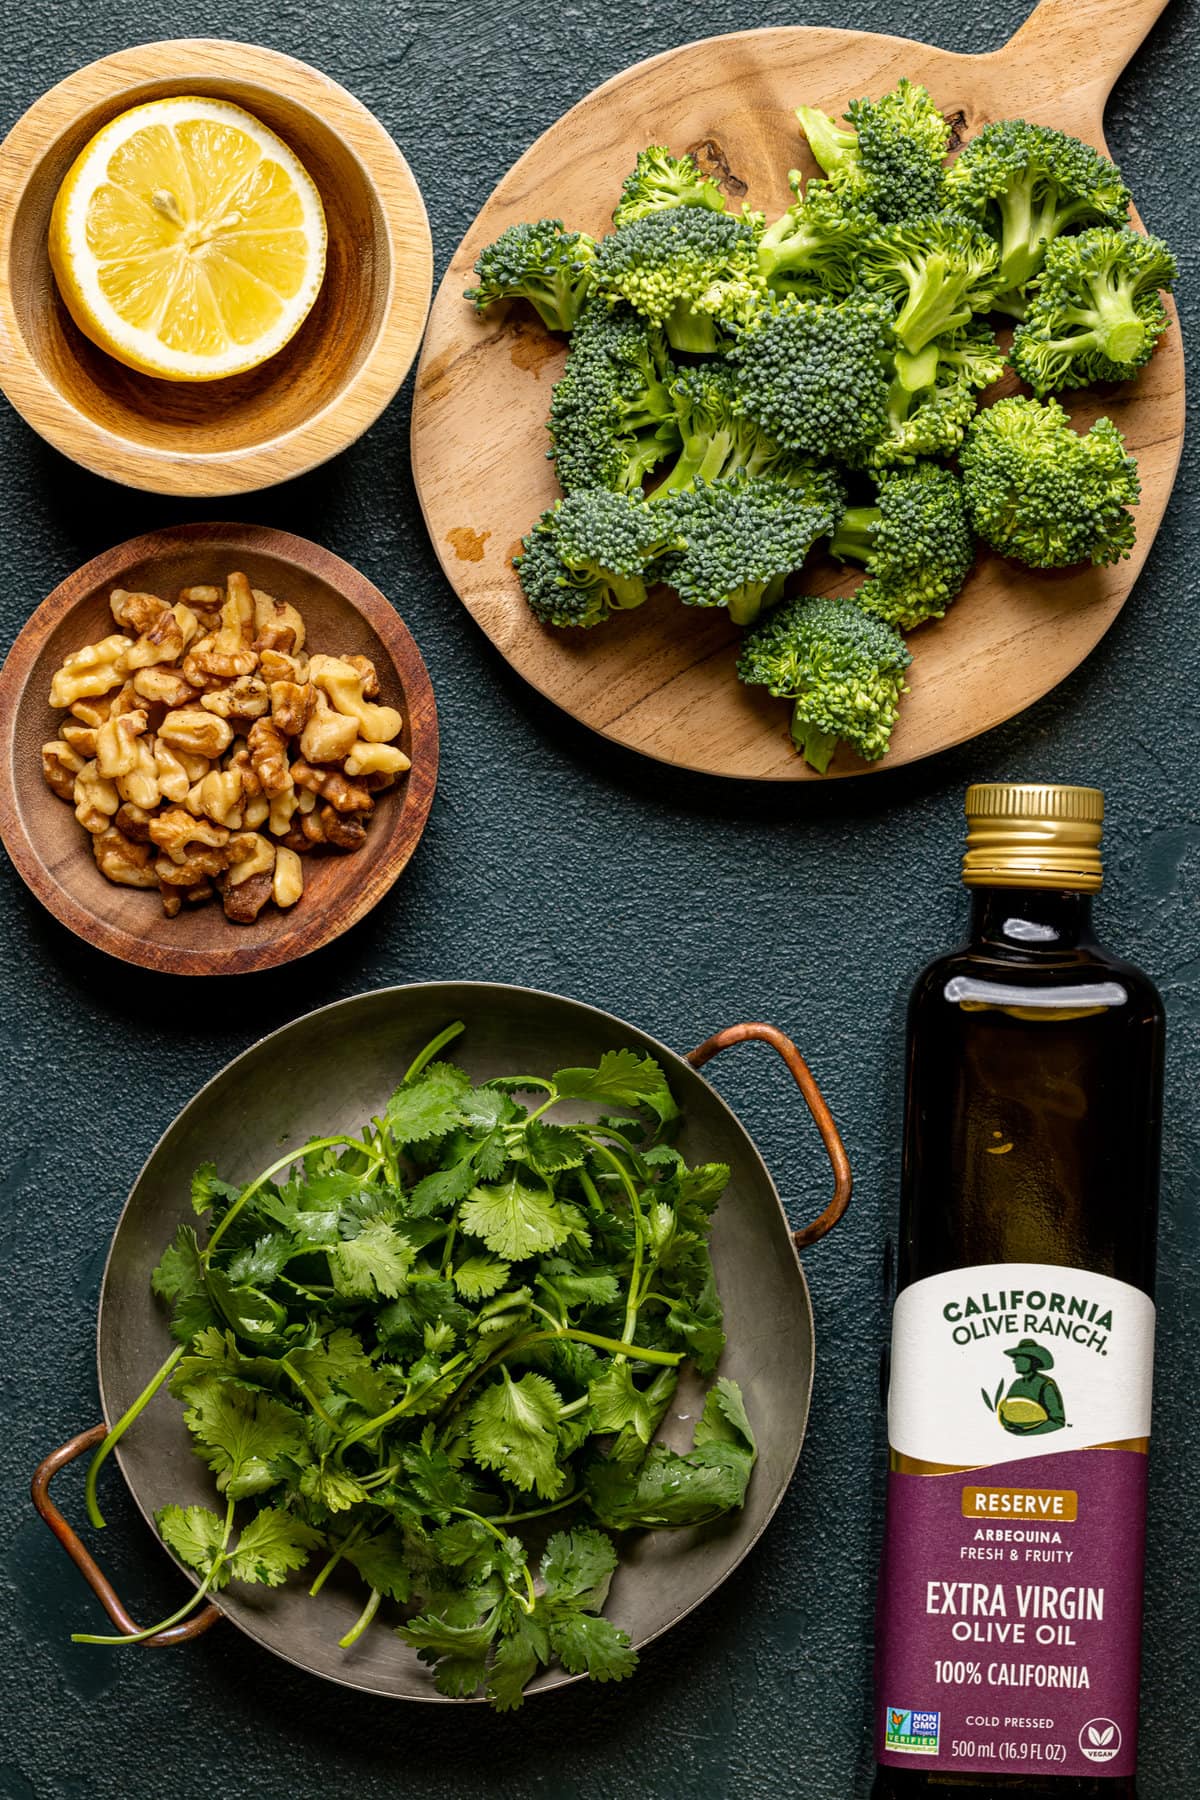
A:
872 785 1164 1798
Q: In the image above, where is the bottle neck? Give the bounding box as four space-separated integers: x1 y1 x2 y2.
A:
968 886 1096 953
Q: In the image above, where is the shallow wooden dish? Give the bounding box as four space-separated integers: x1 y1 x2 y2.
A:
411 0 1184 781
0 40 433 496
0 523 438 974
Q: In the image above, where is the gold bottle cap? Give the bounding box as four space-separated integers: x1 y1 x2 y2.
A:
962 782 1104 892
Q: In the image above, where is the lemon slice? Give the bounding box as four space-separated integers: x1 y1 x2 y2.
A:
48 96 327 382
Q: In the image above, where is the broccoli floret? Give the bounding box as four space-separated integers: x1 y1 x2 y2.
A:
830 463 974 629
613 146 728 227
959 395 1141 569
592 208 765 354
944 120 1131 315
516 491 669 628
648 361 816 497
729 292 894 464
757 179 877 297
547 301 679 495
870 321 1005 469
465 219 597 333
797 80 951 221
737 595 910 769
1010 225 1176 394
656 475 841 626
860 213 998 355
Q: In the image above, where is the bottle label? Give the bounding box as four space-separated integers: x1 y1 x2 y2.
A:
875 1262 1154 1778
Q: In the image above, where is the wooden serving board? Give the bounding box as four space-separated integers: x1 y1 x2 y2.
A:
410 0 1183 780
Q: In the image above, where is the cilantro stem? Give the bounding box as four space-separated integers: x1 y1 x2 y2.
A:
282 1363 341 1431
557 1396 589 1419
582 1141 648 1351
402 1021 466 1085
338 1586 381 1649
578 1169 605 1212
489 1490 579 1524
310 1519 366 1597
72 1497 234 1644
527 1328 680 1366
524 1088 561 1124
84 1344 186 1529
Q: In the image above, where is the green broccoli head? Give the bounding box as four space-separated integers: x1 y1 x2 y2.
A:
592 207 765 353
656 474 842 626
860 212 999 354
547 300 680 495
465 219 597 333
729 292 894 464
516 491 669 628
869 322 1005 469
798 80 951 222
650 361 819 495
831 462 974 629
757 179 878 297
1010 225 1177 395
943 120 1131 314
612 146 728 227
959 395 1141 569
737 595 911 770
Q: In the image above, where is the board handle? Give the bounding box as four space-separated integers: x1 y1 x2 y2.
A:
31 1424 222 1647
686 1022 851 1248
995 0 1171 100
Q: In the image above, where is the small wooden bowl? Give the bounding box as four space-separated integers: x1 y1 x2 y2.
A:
0 523 438 975
0 40 433 495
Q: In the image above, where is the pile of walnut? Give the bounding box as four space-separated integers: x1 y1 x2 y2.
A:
41 572 410 925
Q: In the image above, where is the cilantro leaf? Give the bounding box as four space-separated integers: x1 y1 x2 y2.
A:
152 1225 217 1345
407 1158 478 1219
228 1508 323 1586
548 1612 637 1682
344 1530 413 1603
181 1379 306 1499
328 1221 413 1298
695 1375 757 1455
536 1258 620 1309
300 1465 369 1513
460 1177 572 1261
541 1527 618 1610
585 1377 757 1530
376 1281 470 1349
384 1062 473 1145
155 1504 230 1587
469 1371 566 1498
452 1255 512 1300
191 1163 242 1218
520 1122 586 1174
588 1363 677 1447
487 1613 550 1711
553 1050 676 1125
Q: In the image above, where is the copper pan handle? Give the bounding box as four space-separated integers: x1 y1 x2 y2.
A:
686 1022 852 1248
31 1424 221 1646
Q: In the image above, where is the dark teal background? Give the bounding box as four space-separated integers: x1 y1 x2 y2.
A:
0 3 1196 1795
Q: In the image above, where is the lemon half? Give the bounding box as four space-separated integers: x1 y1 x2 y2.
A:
49 96 327 382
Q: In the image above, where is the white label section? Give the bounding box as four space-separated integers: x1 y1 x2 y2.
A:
889 1263 1154 1467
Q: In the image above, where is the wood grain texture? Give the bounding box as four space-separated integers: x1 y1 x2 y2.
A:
0 40 433 496
0 523 439 975
410 0 1183 781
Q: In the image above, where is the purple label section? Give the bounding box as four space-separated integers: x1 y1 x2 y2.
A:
875 1448 1147 1778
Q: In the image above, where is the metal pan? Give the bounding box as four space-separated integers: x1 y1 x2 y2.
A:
33 981 850 1700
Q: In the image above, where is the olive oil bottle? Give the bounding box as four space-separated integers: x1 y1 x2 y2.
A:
873 784 1164 1798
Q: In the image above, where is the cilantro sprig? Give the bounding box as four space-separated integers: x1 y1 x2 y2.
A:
80 1023 755 1707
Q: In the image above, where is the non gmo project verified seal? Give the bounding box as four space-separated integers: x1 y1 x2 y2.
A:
884 1708 941 1755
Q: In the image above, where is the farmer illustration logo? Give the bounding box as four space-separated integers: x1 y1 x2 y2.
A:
981 1338 1067 1435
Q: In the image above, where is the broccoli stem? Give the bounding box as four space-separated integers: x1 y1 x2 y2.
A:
994 184 1097 298
1082 274 1153 362
653 427 737 496
893 253 974 354
829 507 881 566
791 711 839 773
663 297 721 355
726 574 785 629
796 107 859 181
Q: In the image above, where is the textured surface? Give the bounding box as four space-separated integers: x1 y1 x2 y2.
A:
0 1 1196 1796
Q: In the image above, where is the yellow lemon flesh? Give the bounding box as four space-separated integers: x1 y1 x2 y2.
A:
999 1397 1049 1426
48 97 327 382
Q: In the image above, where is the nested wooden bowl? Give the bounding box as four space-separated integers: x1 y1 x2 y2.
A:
0 523 438 975
0 40 433 495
